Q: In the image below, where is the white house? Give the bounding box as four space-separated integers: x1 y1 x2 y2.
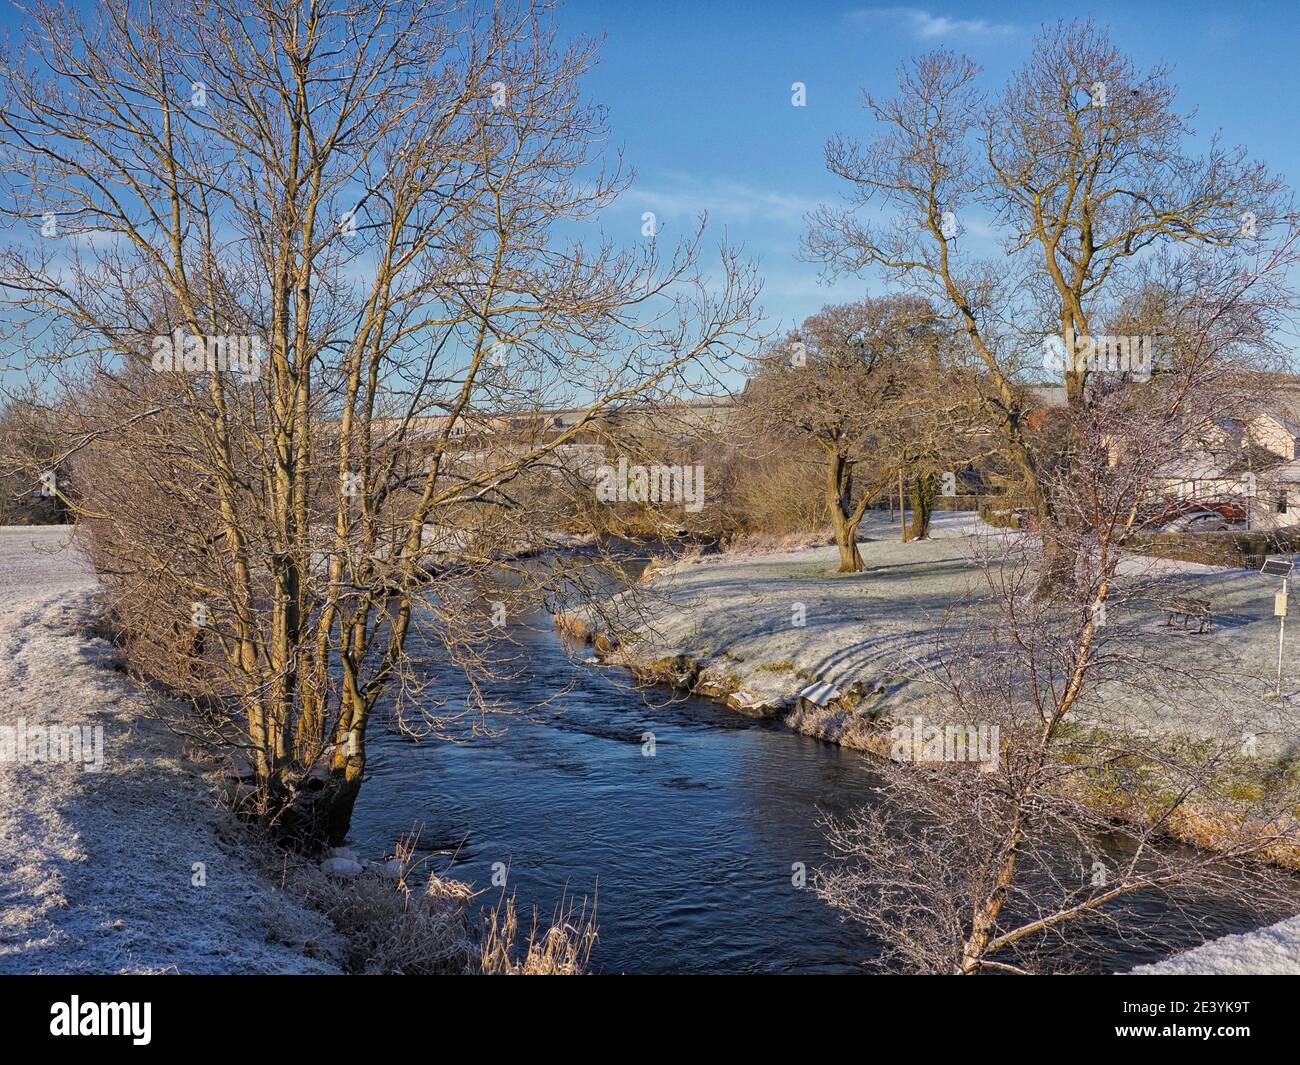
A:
1247 412 1300 461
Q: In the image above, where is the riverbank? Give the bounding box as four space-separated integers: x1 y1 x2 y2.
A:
0 526 342 973
564 512 1300 755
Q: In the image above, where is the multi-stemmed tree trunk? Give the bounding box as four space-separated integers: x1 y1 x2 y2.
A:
0 0 758 846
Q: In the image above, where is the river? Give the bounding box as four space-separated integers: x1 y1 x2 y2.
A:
346 571 1283 974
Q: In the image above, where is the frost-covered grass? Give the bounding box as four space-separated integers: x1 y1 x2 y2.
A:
0 527 342 973
0 525 97 602
579 511 1300 758
579 512 997 730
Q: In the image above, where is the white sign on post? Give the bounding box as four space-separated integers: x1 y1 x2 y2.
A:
1264 557 1296 699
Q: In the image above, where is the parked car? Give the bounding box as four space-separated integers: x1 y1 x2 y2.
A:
1207 501 1247 522
1139 498 1246 531
1137 499 1201 530
1161 507 1230 532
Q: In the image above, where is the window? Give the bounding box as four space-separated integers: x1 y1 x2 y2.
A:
1278 491 1289 515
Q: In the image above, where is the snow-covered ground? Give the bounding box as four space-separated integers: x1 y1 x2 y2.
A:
0 526 340 974
1131 915 1300 974
583 512 1007 724
583 511 1300 758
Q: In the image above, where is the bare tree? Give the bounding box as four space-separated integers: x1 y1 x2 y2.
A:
741 294 949 572
897 337 981 542
806 19 1292 593
0 0 759 845
0 392 65 523
816 247 1300 973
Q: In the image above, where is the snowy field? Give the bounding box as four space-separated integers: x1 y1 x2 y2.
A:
589 511 1300 758
0 526 339 973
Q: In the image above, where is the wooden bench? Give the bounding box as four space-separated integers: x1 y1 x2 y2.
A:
1164 595 1211 634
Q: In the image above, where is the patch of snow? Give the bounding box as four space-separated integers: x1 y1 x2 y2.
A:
1116 553 1225 577
924 510 1003 539
372 859 404 880
320 858 364 879
798 681 841 707
0 525 97 602
1131 915 1300 974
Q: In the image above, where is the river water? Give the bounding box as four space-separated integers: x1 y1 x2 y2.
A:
347 551 1283 974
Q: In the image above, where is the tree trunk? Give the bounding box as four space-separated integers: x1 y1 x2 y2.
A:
827 453 864 572
1035 523 1076 598
905 469 937 541
833 514 864 572
319 768 364 848
271 764 365 852
898 469 906 541
1030 324 1088 597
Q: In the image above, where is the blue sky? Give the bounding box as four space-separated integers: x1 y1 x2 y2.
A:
3 1 1298 385
556 0 1300 336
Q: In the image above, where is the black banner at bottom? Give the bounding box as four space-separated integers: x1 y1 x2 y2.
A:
0 973 1290 1051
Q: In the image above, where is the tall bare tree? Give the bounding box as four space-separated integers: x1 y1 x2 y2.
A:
0 0 759 844
806 19 1291 593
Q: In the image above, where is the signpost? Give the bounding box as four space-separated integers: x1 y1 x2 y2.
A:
1262 556 1294 698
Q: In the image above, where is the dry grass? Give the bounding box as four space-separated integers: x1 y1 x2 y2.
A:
478 894 598 975
722 528 836 556
281 850 477 975
261 831 600 975
553 610 593 642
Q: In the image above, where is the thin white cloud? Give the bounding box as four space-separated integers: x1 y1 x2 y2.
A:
848 7 1016 41
634 173 821 231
